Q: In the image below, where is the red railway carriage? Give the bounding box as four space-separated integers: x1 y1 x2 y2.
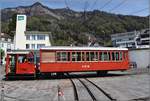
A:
40 46 129 74
5 46 129 79
5 51 36 79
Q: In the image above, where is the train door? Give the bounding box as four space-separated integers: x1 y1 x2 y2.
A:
5 52 36 79
5 54 17 75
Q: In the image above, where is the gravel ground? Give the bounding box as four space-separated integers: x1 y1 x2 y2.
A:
0 65 150 101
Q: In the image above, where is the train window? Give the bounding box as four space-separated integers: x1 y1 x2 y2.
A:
71 52 81 61
99 52 110 61
10 55 15 66
90 52 98 61
18 55 33 63
18 56 25 63
108 52 111 60
67 52 70 61
112 52 115 61
116 52 119 61
77 52 81 61
94 52 98 61
103 52 108 61
81 52 85 61
56 52 70 61
99 52 104 61
86 52 90 61
61 52 67 61
72 52 77 61
120 52 123 60
123 52 127 60
42 52 56 62
56 52 61 61
90 52 94 61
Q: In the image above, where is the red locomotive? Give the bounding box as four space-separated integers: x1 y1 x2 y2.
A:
5 46 129 79
5 51 36 79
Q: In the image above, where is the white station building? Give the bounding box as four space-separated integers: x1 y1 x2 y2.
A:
14 14 51 50
0 33 14 64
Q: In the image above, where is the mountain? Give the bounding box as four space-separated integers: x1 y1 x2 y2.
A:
1 2 149 46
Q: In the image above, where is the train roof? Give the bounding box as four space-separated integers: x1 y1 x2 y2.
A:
7 51 30 54
7 50 39 55
40 46 128 51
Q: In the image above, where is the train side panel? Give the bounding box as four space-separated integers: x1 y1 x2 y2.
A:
40 61 129 73
39 50 129 73
16 63 35 74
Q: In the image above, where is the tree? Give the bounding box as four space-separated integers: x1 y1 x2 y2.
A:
8 13 17 36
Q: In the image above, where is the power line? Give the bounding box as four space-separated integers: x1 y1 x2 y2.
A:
129 7 149 15
86 0 112 22
84 1 89 11
64 0 70 9
109 0 127 12
83 1 89 21
90 0 98 10
99 0 112 10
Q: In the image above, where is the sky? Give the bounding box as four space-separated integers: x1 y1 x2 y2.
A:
0 0 149 16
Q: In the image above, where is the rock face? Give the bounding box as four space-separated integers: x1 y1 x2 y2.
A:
1 2 64 21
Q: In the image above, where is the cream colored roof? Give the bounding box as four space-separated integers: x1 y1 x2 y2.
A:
41 46 128 51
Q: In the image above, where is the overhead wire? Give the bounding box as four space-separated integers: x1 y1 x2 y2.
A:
90 0 98 10
64 0 70 9
99 0 112 10
129 7 149 15
109 0 127 12
86 0 112 23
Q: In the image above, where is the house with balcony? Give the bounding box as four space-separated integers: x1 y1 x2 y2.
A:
111 29 150 49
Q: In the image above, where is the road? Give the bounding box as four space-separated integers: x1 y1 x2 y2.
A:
0 65 150 101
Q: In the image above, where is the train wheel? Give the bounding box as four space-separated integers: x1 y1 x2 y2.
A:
97 71 108 76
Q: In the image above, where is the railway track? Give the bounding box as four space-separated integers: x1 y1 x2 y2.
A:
69 78 79 101
84 78 116 101
67 73 116 101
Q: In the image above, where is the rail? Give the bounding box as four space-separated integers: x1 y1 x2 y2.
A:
69 79 79 101
78 79 97 101
85 78 116 101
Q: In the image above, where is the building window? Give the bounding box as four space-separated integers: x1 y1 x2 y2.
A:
31 44 35 49
7 44 11 49
26 44 30 49
1 43 4 47
37 44 45 49
8 38 11 42
1 38 5 41
26 35 30 40
37 35 45 40
31 35 36 40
